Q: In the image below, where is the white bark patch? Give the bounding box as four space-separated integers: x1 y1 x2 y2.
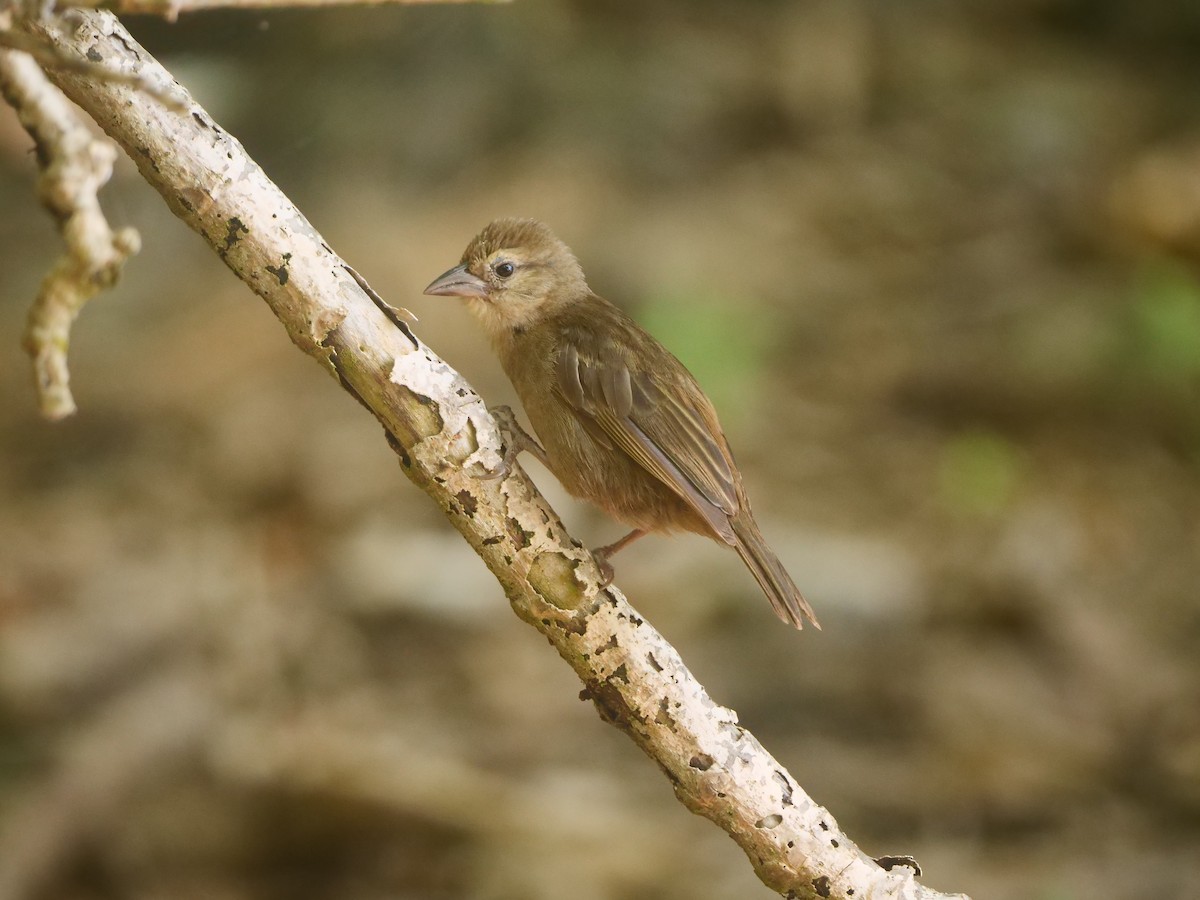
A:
388 348 503 474
310 306 347 349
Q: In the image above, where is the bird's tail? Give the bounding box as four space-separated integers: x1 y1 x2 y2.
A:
731 514 819 630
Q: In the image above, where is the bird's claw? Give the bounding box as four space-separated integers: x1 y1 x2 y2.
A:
477 440 515 481
473 405 547 480
592 552 616 588
588 530 644 587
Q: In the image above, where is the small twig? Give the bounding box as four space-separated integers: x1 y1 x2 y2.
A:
0 34 141 419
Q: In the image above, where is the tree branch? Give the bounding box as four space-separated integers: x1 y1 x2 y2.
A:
6 10 968 899
0 15 141 419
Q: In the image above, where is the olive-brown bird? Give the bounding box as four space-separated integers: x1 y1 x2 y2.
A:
424 218 817 629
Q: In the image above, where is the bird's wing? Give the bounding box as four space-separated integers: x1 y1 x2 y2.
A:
555 336 739 545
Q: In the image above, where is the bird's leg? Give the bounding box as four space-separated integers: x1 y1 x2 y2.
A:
591 529 646 587
479 405 548 480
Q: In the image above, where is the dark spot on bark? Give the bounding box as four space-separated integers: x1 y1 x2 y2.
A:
513 325 525 337
875 856 921 876
596 634 619 654
132 144 160 174
86 47 102 61
847 891 854 897
456 388 467 397
266 253 291 285
223 217 248 251
654 697 675 729
192 112 209 128
559 611 591 637
689 753 713 772
579 679 644 731
384 431 411 467
610 663 629 684
716 791 726 799
819 820 829 831
318 323 337 349
434 475 446 485
774 770 794 806
812 876 831 898
482 535 502 546
831 839 839 848
647 652 663 672
506 518 533 549
455 489 477 518
787 841 794 849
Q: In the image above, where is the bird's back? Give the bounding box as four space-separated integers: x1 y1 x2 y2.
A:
498 293 737 539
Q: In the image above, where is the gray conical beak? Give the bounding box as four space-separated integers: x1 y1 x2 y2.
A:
423 263 488 299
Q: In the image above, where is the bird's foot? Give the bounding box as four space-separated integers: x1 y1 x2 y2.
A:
590 529 646 587
591 551 616 588
478 405 548 480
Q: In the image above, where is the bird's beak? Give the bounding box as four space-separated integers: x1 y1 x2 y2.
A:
423 263 488 299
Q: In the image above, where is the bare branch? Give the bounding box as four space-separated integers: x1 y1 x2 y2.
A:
0 22 186 107
10 10 969 899
0 23 141 419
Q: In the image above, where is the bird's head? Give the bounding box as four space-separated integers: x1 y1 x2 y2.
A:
424 218 588 338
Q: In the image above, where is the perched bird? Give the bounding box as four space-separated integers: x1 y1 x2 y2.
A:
424 218 817 629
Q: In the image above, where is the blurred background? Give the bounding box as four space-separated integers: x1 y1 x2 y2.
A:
2 1 1199 898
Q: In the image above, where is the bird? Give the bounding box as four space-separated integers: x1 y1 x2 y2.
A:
424 218 817 629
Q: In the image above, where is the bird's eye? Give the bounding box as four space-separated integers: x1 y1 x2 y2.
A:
494 261 515 279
